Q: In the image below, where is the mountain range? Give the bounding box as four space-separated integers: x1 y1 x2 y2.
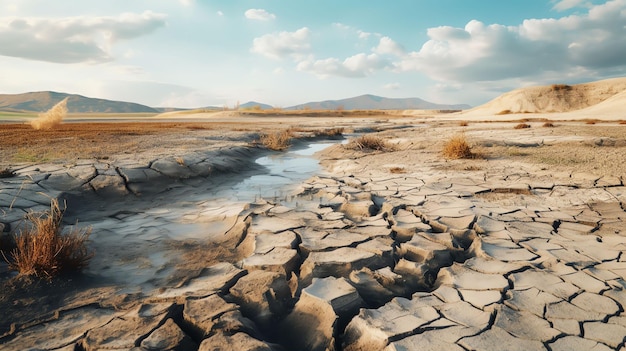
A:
0 91 470 114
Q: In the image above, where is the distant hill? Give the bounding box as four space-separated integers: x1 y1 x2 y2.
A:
240 101 274 110
0 91 158 113
287 94 470 111
461 77 626 117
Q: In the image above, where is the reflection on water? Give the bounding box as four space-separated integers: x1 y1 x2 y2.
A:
80 138 342 291
224 141 338 201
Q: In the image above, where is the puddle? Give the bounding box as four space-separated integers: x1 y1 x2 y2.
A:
76 138 343 292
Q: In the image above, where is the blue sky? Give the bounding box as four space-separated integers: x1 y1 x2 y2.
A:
0 0 625 108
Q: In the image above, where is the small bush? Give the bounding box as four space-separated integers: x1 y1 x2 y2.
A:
551 84 572 91
542 122 555 128
514 123 531 129
389 167 406 174
496 109 513 115
0 168 15 178
346 135 393 151
314 127 344 137
585 119 598 125
260 130 293 151
459 121 469 127
8 199 93 279
442 134 474 159
619 120 626 125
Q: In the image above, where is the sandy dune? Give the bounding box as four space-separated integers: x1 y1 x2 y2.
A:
457 76 626 121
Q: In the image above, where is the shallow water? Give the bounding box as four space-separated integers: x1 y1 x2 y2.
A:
80 138 343 292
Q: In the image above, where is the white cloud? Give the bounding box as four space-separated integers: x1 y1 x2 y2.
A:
0 11 167 64
374 36 405 56
297 53 389 78
245 9 276 21
552 0 589 11
397 0 626 84
251 27 310 60
179 0 194 7
383 83 400 90
217 11 224 17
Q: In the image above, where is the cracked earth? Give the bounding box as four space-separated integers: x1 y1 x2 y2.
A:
1 118 626 350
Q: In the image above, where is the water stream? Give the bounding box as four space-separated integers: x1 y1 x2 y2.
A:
78 138 344 292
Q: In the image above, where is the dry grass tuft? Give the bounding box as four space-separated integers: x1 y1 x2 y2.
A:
542 122 555 128
459 121 469 127
585 119 598 125
389 167 406 174
514 123 531 129
551 84 572 91
7 199 93 279
30 98 68 130
619 120 626 125
314 127 344 137
260 129 293 151
442 134 474 159
496 109 513 115
0 168 15 178
346 135 393 151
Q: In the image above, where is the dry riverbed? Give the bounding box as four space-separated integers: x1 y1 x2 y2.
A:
1 116 625 350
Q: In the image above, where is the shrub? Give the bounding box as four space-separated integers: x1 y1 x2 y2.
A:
459 121 469 127
496 109 513 115
585 119 598 125
514 123 531 129
346 135 393 151
314 127 344 137
442 134 474 159
551 84 572 91
389 167 406 174
260 129 293 151
8 199 93 279
0 168 15 178
542 122 555 128
619 120 626 125
30 98 68 130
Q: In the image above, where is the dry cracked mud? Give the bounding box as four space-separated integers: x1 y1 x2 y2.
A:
1 118 626 350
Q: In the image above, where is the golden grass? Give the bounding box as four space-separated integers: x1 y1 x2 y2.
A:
314 127 344 137
30 98 68 130
7 199 93 279
514 123 531 129
346 135 393 151
442 134 474 159
260 129 293 151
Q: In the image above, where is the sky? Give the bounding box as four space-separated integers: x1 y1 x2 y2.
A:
1 0 625 108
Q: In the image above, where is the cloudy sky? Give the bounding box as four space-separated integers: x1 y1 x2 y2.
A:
1 0 625 108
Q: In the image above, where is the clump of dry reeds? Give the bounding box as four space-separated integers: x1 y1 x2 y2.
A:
346 135 393 151
260 129 293 151
442 134 474 159
314 127 344 137
7 198 93 279
30 98 68 130
514 123 531 129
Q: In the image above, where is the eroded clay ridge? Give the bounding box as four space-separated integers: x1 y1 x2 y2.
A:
1 155 625 350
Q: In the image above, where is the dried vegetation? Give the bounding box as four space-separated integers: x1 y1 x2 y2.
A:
5 199 93 279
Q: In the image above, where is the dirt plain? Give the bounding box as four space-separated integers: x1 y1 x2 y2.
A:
1 112 626 350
